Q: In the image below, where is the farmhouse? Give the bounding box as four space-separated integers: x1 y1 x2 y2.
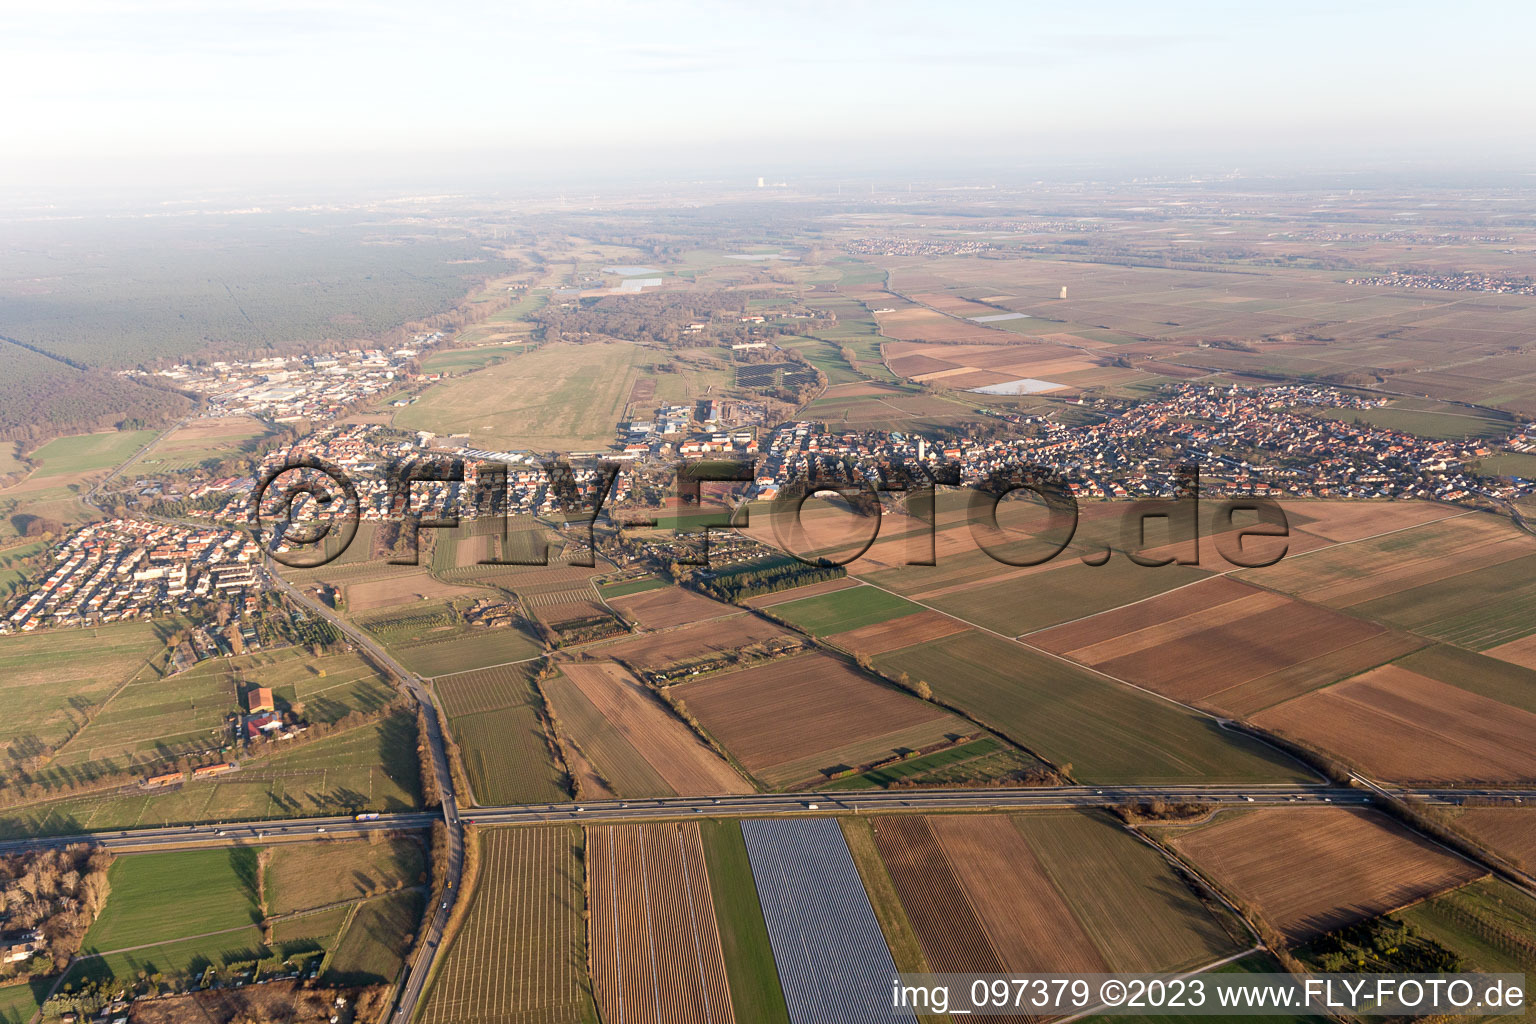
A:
246 686 275 713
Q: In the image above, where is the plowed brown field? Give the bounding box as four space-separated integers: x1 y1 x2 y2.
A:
1253 665 1536 783
609 587 737 629
1034 577 1419 713
588 823 736 1024
1168 808 1484 942
561 663 753 795
928 815 1106 973
603 616 789 673
676 653 968 788
1454 808 1536 873
829 610 968 657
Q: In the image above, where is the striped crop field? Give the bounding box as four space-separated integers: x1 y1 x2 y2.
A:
419 826 596 1024
740 818 915 1024
588 822 737 1024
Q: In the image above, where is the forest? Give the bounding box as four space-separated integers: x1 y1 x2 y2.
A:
0 208 510 440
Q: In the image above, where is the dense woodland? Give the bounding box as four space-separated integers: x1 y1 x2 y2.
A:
0 211 510 441
0 344 190 441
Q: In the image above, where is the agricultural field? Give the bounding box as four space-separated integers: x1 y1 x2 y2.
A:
872 812 1242 976
130 415 274 473
1235 511 1530 614
597 575 669 599
85 848 260 953
826 609 968 658
675 653 973 788
697 820 791 1024
1451 808 1536 874
1252 657 1536 784
38 644 398 787
0 712 422 837
606 586 738 629
0 619 168 778
325 888 427 985
344 572 490 614
549 662 750 796
395 341 643 451
419 826 597 1024
600 615 792 676
265 836 425 916
357 601 543 677
435 662 569 804
1304 398 1514 441
1031 576 1426 716
1397 878 1536 978
821 737 1044 791
22 428 159 480
739 818 914 1024
1164 808 1485 943
921 559 1212 637
874 630 1310 784
766 585 921 635
587 823 737 1024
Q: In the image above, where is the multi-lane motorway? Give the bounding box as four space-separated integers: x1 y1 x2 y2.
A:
4 783 1529 857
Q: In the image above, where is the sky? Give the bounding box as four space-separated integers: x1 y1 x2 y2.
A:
4 0 1535 193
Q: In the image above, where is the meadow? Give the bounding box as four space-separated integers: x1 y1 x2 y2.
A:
395 341 642 451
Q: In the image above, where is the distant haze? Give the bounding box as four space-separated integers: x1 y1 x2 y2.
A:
5 0 1536 194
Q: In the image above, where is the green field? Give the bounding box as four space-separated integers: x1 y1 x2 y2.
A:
598 576 669 598
1389 645 1536 714
422 342 532 375
394 628 543 677
437 662 568 805
820 736 1037 790
85 849 260 952
1080 953 1325 1024
35 645 399 790
1351 552 1536 651
1306 399 1513 441
0 538 48 603
1397 878 1536 976
419 826 598 1024
699 820 791 1024
0 620 169 778
0 713 422 838
875 632 1311 784
25 429 158 479
325 888 426 985
1479 451 1536 479
396 341 642 451
769 585 920 635
0 982 46 1024
65 926 269 988
926 560 1210 637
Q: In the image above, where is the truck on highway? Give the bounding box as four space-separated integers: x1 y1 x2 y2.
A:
355 812 381 821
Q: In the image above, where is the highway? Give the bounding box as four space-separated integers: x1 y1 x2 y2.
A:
5 783 1529 856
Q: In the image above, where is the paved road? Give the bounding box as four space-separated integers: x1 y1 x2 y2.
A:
7 783 1530 856
260 559 464 1022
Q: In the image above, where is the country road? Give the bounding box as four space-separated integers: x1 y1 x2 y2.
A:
260 558 464 1023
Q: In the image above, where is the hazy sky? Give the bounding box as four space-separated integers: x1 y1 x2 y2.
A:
5 0 1535 191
